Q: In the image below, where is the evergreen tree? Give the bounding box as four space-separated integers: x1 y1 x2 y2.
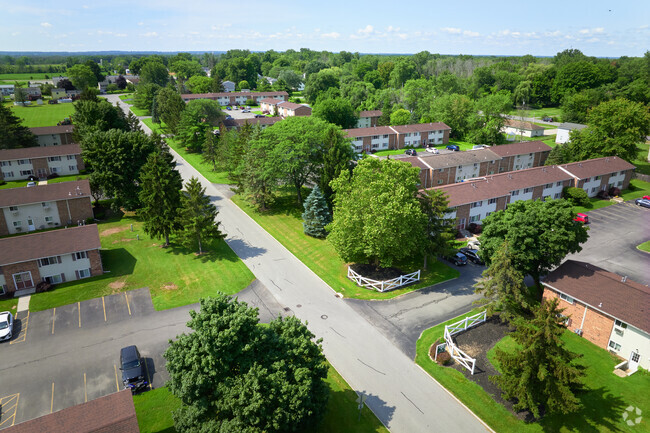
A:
302 186 332 238
0 103 38 149
176 177 224 254
474 240 535 320
491 298 584 418
138 147 182 247
319 126 353 208
151 94 160 124
201 129 218 172
418 189 455 271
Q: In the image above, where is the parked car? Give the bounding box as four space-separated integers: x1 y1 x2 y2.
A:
467 239 481 250
0 311 13 342
446 144 460 151
120 345 147 393
225 115 233 120
404 149 417 156
542 116 554 122
48 99 58 105
460 248 484 265
26 181 37 187
254 114 265 118
635 198 650 209
425 147 439 154
444 252 468 266
242 109 251 113
574 213 589 224
226 106 232 110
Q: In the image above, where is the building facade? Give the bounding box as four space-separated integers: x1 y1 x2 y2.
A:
29 125 75 147
0 144 84 181
344 122 451 153
560 157 635 197
356 110 382 128
555 123 587 144
181 91 288 106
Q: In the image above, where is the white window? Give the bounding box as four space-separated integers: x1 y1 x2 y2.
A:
372 143 378 149
38 256 60 267
584 177 590 182
617 181 623 187
51 167 59 173
383 134 389 139
20 170 33 176
485 211 492 217
17 159 30 165
524 187 533 194
0 161 10 166
471 201 482 208
48 156 62 162
67 155 76 160
614 320 627 329
77 268 91 279
9 206 18 211
44 274 63 284
488 198 496 205
73 251 88 260
559 293 574 304
619 171 625 175
2 171 14 177
544 183 553 189
511 190 520 196
372 135 379 139
556 181 563 187
595 175 601 180
437 179 443 185
591 187 598 193
45 216 54 223
469 215 481 222
554 193 561 199
608 340 621 352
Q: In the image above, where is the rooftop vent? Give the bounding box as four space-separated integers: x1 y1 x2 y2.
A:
622 276 627 283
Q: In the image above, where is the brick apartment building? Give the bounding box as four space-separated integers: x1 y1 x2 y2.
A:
0 224 103 296
29 125 75 147
356 110 382 128
259 99 312 117
0 144 84 181
488 140 552 173
0 180 93 235
180 91 288 106
560 156 635 197
344 122 451 152
543 260 650 371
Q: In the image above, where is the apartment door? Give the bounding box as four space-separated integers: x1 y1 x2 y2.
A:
13 272 34 290
27 218 35 231
629 351 641 371
36 168 47 179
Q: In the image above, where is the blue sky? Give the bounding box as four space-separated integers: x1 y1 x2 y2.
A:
3 0 649 56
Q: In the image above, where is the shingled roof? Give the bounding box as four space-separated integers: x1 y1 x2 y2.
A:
29 125 75 136
504 119 545 131
403 148 501 170
543 260 650 333
560 156 636 180
359 110 382 118
0 144 81 161
489 141 552 157
0 180 90 207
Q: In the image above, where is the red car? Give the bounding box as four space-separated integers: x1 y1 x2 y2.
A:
574 213 589 224
643 195 650 200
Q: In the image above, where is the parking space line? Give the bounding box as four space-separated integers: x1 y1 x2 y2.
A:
0 393 20 428
114 365 120 392
50 383 54 413
102 297 107 322
10 311 29 344
51 308 56 334
84 373 87 402
125 292 132 315
78 302 81 328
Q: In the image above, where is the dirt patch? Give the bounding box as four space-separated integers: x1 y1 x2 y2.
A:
109 280 126 290
350 263 404 281
101 226 129 237
445 316 534 421
160 283 178 291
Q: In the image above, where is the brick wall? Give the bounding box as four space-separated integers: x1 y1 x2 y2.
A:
32 157 49 178
623 169 634 189
67 197 93 223
536 151 550 166
496 196 509 212
88 249 103 276
543 289 614 350
455 204 470 229
443 129 450 144
0 211 8 236
1 260 42 294
75 154 85 171
55 200 71 225
498 156 514 173
532 185 544 201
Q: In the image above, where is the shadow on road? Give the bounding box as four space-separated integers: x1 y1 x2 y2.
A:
227 238 267 260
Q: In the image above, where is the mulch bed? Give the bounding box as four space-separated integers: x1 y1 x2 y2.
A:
350 263 404 281
444 316 535 422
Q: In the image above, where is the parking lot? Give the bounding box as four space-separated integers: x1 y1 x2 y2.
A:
223 106 260 120
567 199 650 285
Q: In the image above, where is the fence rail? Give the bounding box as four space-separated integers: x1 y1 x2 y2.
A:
347 267 421 292
442 310 487 375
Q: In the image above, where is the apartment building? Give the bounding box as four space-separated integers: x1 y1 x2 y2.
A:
543 260 650 371
0 224 102 296
221 117 282 131
346 126 398 152
502 119 545 138
0 180 93 236
29 125 75 147
356 110 382 128
0 144 84 181
180 91 288 106
560 157 635 197
259 99 312 117
489 140 552 173
344 122 451 152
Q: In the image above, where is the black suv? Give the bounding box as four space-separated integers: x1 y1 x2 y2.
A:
460 247 484 265
444 252 468 266
404 148 417 156
120 345 147 392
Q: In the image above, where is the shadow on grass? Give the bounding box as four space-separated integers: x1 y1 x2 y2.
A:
164 238 248 264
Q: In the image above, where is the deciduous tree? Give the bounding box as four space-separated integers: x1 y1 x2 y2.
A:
176 177 223 254
139 61 169 87
66 64 98 91
0 103 37 149
177 99 224 152
390 108 411 125
312 97 358 129
418 189 455 270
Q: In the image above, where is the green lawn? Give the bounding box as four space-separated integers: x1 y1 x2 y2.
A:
133 364 389 433
633 142 650 175
509 107 563 122
46 173 89 184
416 310 650 433
130 105 150 116
9 103 75 127
0 297 18 314
637 240 650 253
231 191 459 300
28 215 255 312
0 73 52 80
573 179 650 214
118 93 134 102
0 180 29 189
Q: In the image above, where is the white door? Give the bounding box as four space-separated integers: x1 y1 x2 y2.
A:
27 218 35 231
629 351 640 371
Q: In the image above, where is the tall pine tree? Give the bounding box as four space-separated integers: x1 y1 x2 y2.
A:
138 146 182 247
491 298 584 418
176 177 224 254
0 103 38 149
319 125 353 208
302 185 331 238
202 129 218 172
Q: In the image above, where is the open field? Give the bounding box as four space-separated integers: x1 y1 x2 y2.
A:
28 215 255 312
510 107 563 122
633 142 650 175
8 102 75 127
0 73 53 80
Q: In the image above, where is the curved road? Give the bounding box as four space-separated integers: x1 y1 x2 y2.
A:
105 95 491 433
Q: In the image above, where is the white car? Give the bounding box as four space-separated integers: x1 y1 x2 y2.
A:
425 147 439 154
0 311 13 342
27 181 37 187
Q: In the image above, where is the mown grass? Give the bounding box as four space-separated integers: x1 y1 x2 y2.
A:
9 102 74 127
633 142 650 175
0 180 29 189
637 240 650 253
231 191 459 300
0 297 18 314
416 310 650 433
373 139 476 157
0 73 52 80
133 363 389 433
46 173 89 184
510 107 563 122
573 179 650 214
130 105 150 116
29 215 255 312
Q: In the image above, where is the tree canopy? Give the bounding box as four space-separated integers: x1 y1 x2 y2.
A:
312 97 358 129
0 103 37 149
176 177 224 254
177 99 224 152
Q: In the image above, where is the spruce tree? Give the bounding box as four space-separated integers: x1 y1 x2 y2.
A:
202 129 218 172
138 147 182 247
491 298 584 418
302 185 332 238
176 177 224 254
151 94 160 124
0 103 38 149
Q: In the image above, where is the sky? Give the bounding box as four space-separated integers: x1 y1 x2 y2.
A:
2 0 649 57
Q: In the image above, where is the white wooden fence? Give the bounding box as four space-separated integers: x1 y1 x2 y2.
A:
440 310 487 375
347 267 421 292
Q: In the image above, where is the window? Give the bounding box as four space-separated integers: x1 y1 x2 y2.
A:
511 190 520 196
42 202 50 208
591 187 598 193
69 165 77 171
471 201 483 208
559 293 574 304
44 274 63 284
45 216 54 223
619 171 625 176
617 181 623 187
0 161 10 166
77 268 91 279
437 179 443 185
469 215 481 222
372 135 379 140
554 193 561 199
9 206 18 211
608 340 621 352
13 272 34 290
544 183 553 189
20 170 33 176
595 175 601 180
50 167 58 173
67 155 76 160
556 181 563 187
372 143 378 149
2 171 14 178
17 159 30 165
524 187 533 194
383 134 389 139
73 251 88 260
614 320 627 329
584 177 590 182
38 256 60 267
48 156 62 162
485 211 492 217
488 198 496 205
473 163 478 168
13 221 21 228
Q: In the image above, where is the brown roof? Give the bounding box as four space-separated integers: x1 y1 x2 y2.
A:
0 144 81 161
433 165 573 207
404 148 502 170
6 390 139 433
359 110 382 118
0 224 101 266
181 91 288 100
504 119 545 131
488 141 552 157
259 98 281 105
29 125 75 136
279 101 310 111
344 126 396 138
0 180 91 207
543 260 650 333
390 122 452 133
560 156 636 180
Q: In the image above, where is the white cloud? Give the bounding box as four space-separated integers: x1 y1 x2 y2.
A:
441 27 462 34
321 32 340 39
579 27 605 36
463 30 480 37
40 22 52 27
82 5 89 8
358 25 374 34
143 32 158 37
115 33 127 37
579 28 589 34
545 30 562 37
138 22 144 26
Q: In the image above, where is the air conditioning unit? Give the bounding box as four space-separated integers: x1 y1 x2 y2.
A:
574 329 583 336
44 206 51 211
12 211 19 216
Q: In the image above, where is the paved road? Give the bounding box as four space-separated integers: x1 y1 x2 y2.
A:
103 94 490 432
504 113 562 127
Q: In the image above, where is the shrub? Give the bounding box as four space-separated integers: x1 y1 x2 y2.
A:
563 186 589 206
467 223 482 234
0 180 5 186
436 351 452 366
46 172 59 180
85 217 95 225
245 98 258 106
608 186 621 197
35 281 53 293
